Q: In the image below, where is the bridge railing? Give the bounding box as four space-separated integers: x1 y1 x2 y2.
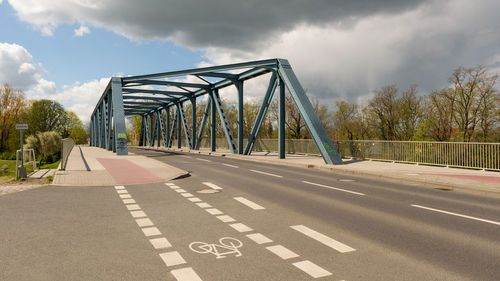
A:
195 138 499 171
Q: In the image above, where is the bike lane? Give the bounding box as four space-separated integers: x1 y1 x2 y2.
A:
123 182 308 281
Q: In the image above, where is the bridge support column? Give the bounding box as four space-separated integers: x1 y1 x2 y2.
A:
111 77 128 155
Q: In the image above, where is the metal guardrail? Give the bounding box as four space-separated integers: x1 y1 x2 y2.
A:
61 138 75 170
196 138 500 171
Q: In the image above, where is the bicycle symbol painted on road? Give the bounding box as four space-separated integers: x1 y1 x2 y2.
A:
189 237 243 259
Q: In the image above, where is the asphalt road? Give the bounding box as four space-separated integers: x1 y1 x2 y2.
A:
1 147 499 281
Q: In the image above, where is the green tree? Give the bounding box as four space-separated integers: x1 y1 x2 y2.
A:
0 84 26 153
25 131 61 165
25 100 67 136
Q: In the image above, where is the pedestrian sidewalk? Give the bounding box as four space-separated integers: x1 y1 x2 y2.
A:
154 146 500 195
53 146 188 186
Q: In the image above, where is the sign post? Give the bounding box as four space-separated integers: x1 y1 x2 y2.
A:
15 123 28 179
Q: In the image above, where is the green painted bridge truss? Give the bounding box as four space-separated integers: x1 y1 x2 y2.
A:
89 59 342 164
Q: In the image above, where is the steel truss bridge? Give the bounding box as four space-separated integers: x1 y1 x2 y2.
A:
89 59 342 164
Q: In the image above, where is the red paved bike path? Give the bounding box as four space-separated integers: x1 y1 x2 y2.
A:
97 158 163 185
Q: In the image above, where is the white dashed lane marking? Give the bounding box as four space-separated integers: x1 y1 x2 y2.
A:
246 233 273 244
202 182 223 190
165 183 176 186
122 199 136 204
290 225 355 253
412 204 500 226
266 245 299 260
150 237 172 250
302 180 365 196
175 189 187 193
250 169 283 178
196 158 211 162
233 197 265 210
136 218 154 227
181 193 194 198
120 194 132 199
196 202 212 208
205 208 223 215
216 215 236 223
160 251 187 267
188 197 202 202
229 223 253 233
292 260 332 278
114 185 125 190
116 190 129 194
222 163 239 168
171 267 203 281
130 210 147 218
141 226 162 237
126 204 141 211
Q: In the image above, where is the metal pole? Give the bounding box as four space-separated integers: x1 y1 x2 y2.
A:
237 81 244 154
211 95 216 152
20 129 24 168
191 98 196 149
177 105 182 148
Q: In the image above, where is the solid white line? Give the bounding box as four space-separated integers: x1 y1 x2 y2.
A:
205 208 223 215
302 180 365 196
114 185 125 190
122 199 136 204
149 237 172 249
412 204 500 226
126 204 141 211
130 210 147 218
142 226 162 237
188 197 202 202
180 192 194 198
233 197 265 210
222 163 239 168
266 245 299 260
171 267 203 281
290 225 355 253
292 260 332 278
120 194 132 199
136 218 154 227
202 182 222 190
159 251 186 267
250 169 283 178
229 223 253 233
216 215 236 223
196 158 211 162
196 202 212 208
116 190 129 194
246 233 273 244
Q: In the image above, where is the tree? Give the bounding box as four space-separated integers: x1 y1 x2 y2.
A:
367 85 400 140
398 85 423 140
0 84 26 153
25 99 67 136
25 131 61 165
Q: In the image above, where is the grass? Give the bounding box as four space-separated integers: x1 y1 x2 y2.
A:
0 159 59 182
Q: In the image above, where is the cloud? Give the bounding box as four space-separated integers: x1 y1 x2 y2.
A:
74 25 91 37
203 0 500 104
8 0 428 49
0 42 43 89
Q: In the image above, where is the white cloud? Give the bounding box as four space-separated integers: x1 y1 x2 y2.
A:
73 25 91 37
0 42 42 89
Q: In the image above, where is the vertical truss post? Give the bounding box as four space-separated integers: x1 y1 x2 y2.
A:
166 107 170 147
277 59 342 164
156 111 161 147
244 72 278 155
279 77 286 159
159 110 167 147
236 80 244 154
211 95 216 152
106 93 113 151
191 98 196 149
177 105 181 148
168 107 177 147
90 115 94 146
100 102 105 148
195 99 211 150
111 77 128 155
139 116 145 146
177 103 193 149
149 114 155 147
210 89 237 154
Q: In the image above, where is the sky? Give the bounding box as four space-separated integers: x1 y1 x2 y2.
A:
1 0 499 123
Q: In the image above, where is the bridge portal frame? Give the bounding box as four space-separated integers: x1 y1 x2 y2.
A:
89 58 342 164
